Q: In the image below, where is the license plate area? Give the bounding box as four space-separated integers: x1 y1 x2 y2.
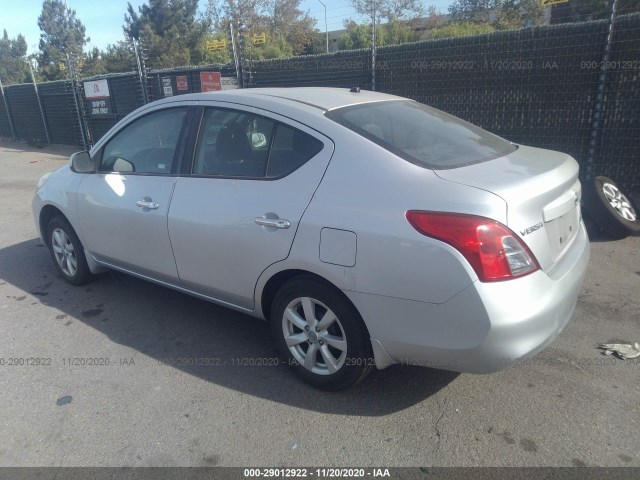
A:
545 204 580 261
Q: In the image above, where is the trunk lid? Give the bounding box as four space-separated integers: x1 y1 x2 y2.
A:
435 145 582 272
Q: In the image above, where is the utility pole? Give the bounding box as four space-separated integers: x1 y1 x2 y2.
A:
318 0 329 53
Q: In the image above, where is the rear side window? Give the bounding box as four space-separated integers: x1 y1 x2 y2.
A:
192 107 323 178
100 107 188 174
267 124 323 178
326 100 516 169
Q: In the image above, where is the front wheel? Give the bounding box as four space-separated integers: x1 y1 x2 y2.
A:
47 216 94 285
271 277 374 391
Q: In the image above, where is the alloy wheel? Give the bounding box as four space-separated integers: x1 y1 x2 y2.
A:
51 227 78 277
281 296 348 375
602 182 637 222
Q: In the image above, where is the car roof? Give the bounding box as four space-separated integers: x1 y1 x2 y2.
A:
161 87 402 112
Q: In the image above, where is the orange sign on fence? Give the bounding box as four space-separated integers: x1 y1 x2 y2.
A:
200 72 222 92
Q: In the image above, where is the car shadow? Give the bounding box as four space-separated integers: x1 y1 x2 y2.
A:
0 238 459 416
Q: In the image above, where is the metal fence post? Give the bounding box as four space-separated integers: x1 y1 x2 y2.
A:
72 78 90 150
0 77 17 140
66 54 90 150
586 0 619 181
132 38 149 104
237 22 248 88
371 3 377 91
230 23 242 88
28 62 51 145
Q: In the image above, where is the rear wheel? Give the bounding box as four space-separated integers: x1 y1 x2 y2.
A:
47 216 94 285
271 277 374 391
584 176 640 239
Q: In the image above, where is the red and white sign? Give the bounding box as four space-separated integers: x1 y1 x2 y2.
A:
83 79 110 99
200 72 221 92
176 75 189 91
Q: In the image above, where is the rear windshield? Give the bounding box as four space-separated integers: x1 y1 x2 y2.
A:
325 100 516 169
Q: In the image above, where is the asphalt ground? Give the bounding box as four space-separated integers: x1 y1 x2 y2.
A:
0 141 638 468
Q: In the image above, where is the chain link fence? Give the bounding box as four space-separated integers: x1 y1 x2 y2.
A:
0 13 639 191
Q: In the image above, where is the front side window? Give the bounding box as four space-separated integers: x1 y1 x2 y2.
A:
100 107 188 174
326 100 516 169
192 108 324 178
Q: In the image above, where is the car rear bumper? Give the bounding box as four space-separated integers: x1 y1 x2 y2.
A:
347 221 590 373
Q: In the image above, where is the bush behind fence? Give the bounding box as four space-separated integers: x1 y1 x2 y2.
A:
1 14 639 191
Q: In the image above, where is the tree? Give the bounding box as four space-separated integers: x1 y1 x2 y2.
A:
428 21 495 39
37 0 89 81
337 18 419 50
201 32 233 64
351 0 425 22
424 5 447 30
493 0 544 29
344 0 423 51
337 21 374 50
0 30 29 85
206 0 271 32
77 47 107 77
206 0 316 58
246 34 294 59
384 18 421 44
449 0 548 30
101 42 137 73
124 0 210 69
557 0 640 22
270 0 316 55
448 0 500 24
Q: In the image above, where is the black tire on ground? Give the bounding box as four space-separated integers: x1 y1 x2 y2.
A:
270 276 374 391
46 216 94 285
583 176 640 240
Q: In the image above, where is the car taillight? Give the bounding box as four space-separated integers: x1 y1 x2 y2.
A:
405 210 540 282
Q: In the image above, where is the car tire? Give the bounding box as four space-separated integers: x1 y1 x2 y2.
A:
583 176 640 239
47 216 94 285
270 276 374 391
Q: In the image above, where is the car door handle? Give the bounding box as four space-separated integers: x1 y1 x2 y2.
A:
136 200 160 210
255 217 290 229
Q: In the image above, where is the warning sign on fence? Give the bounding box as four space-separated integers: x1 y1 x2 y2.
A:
83 79 111 117
162 77 173 97
176 75 188 91
200 72 222 92
83 79 109 99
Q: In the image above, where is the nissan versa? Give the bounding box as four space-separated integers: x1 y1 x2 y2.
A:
33 87 590 390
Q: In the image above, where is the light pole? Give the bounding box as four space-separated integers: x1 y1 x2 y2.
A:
318 0 328 53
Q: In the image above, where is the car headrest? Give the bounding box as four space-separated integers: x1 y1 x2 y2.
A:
217 123 251 162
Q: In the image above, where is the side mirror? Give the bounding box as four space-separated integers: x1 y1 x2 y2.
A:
70 151 94 173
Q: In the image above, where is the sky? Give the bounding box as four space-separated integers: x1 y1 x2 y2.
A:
0 0 453 54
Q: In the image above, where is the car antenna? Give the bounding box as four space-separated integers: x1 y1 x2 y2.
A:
350 86 360 93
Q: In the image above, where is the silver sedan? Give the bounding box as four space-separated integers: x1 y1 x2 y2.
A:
33 87 590 390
